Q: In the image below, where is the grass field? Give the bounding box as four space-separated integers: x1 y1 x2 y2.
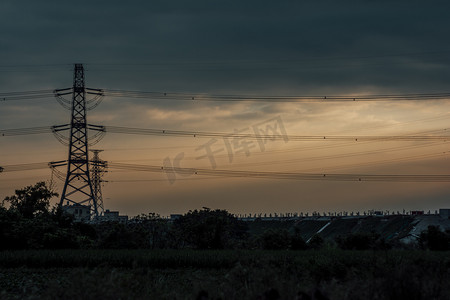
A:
0 249 449 299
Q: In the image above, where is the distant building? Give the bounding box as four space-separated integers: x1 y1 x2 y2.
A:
97 209 128 223
439 209 450 219
62 203 91 222
411 211 424 216
170 214 182 221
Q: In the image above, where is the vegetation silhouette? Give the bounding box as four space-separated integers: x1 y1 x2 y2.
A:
173 207 248 249
0 182 449 299
1 181 449 252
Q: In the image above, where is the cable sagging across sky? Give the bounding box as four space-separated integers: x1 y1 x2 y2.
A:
102 89 450 102
3 89 450 102
109 162 450 183
2 161 450 183
2 125 450 141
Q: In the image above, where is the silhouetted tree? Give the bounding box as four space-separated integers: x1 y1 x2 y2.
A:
2 181 57 218
0 182 96 249
129 213 170 249
260 228 290 250
308 234 324 249
96 222 141 249
0 207 23 249
290 227 308 250
419 225 450 251
335 232 381 250
173 208 248 249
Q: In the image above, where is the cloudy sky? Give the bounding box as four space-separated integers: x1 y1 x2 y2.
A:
1 1 450 216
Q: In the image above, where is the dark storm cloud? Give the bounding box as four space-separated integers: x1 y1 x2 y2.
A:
1 0 450 97
2 1 450 124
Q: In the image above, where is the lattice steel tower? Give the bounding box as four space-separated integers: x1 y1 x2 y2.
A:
59 64 98 217
90 149 107 216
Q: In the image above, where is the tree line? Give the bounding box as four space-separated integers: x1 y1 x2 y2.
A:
1 182 449 251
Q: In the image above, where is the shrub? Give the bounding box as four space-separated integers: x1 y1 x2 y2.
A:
260 228 290 250
419 226 450 251
335 232 380 250
307 234 324 249
172 208 248 249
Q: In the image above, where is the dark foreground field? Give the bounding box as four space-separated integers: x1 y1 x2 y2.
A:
0 249 449 300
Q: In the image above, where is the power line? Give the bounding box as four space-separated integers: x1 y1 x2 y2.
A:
108 162 450 183
2 125 450 141
299 151 448 173
0 162 50 172
0 89 56 102
0 126 52 136
0 64 73 73
204 144 449 171
3 161 450 182
102 89 450 102
2 88 450 103
105 125 450 141
4 161 449 182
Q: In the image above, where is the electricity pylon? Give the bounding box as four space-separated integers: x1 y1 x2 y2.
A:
90 149 107 216
59 64 99 217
